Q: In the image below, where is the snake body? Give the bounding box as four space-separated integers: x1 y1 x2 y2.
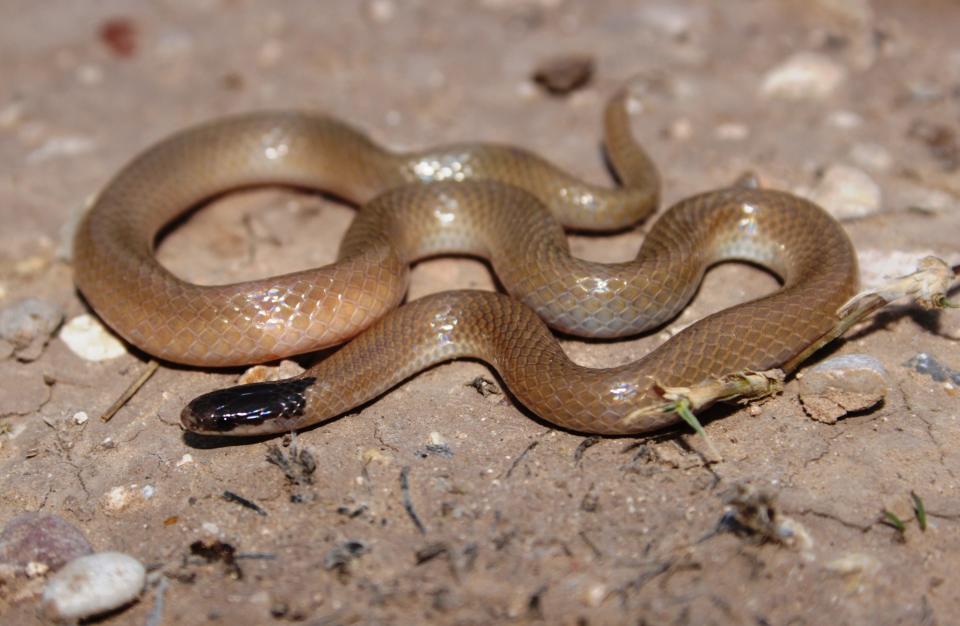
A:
73 93 859 436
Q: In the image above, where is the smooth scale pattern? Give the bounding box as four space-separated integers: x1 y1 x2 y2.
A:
73 92 859 436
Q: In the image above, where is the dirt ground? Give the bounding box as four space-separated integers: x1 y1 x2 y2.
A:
2 1 959 624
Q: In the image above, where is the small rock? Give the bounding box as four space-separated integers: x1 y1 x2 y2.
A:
532 54 595 96
800 164 882 220
257 39 284 67
761 52 846 100
0 298 64 361
322 540 369 573
0 513 93 574
176 453 194 468
714 122 749 141
825 552 881 592
58 314 127 361
42 552 145 621
905 353 960 386
826 552 881 576
665 118 693 141
798 354 889 424
581 581 608 607
238 359 305 384
638 4 694 38
827 110 863 129
72 411 89 425
99 17 138 58
101 485 146 513
366 0 396 22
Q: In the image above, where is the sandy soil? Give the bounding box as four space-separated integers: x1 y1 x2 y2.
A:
1 1 959 624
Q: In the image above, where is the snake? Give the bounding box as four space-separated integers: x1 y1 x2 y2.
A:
73 91 859 436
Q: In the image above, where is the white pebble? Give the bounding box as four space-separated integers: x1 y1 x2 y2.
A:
72 411 89 425
176 453 194 467
238 359 304 384
761 52 846 100
367 0 396 22
257 39 283 67
140 485 155 499
827 110 862 129
103 485 136 512
638 5 694 37
75 64 104 85
714 122 749 141
667 118 693 141
42 552 145 621
0 100 24 128
58 314 127 361
800 164 882 220
201 522 220 536
582 582 608 607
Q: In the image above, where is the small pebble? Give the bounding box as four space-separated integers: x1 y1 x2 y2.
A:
366 0 396 22
905 353 960 386
761 52 846 100
581 581 608 607
72 411 89 425
101 485 140 512
665 118 693 141
532 54 595 96
257 39 284 67
714 122 749 141
99 17 138 58
0 298 64 361
58 314 127 361
0 513 92 574
827 110 862 129
800 164 882 220
638 4 694 37
42 552 145 621
176 453 194 467
239 359 305 384
798 354 889 423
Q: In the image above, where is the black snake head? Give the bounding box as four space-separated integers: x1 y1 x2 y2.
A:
181 377 317 436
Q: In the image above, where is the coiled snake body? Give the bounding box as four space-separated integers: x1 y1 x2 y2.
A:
73 92 859 436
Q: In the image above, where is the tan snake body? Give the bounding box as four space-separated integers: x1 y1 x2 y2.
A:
72 92 859 436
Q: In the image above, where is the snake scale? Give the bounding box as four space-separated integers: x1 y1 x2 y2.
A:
73 91 859 436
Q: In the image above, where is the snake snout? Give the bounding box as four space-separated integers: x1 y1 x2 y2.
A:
181 377 317 435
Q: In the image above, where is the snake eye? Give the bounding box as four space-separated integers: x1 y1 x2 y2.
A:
181 377 316 434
